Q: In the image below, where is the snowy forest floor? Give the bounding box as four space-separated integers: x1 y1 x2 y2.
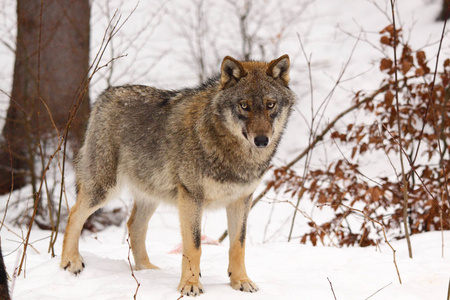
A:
3 219 450 300
1 0 450 299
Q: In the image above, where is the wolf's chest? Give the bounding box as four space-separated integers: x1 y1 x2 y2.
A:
201 177 261 208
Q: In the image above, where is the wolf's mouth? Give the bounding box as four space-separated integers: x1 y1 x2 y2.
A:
242 130 248 140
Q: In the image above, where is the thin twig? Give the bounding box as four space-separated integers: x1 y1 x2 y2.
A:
447 278 450 300
126 236 140 299
288 33 315 242
410 10 448 178
178 254 196 298
365 282 392 300
389 0 413 259
427 7 450 206
0 221 40 255
327 277 337 300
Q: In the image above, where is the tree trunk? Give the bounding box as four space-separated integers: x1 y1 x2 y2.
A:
0 238 9 300
0 0 90 194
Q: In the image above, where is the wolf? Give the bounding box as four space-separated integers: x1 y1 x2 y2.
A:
61 54 296 296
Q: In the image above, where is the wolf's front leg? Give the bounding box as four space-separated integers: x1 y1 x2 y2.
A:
177 185 204 296
226 195 259 293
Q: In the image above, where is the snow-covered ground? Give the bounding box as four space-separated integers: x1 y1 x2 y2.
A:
1 0 450 299
3 213 450 300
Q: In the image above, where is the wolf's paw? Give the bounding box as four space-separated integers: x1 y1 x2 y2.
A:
178 281 204 297
60 254 85 275
230 277 259 293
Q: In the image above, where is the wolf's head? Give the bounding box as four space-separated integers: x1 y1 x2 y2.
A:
213 55 296 150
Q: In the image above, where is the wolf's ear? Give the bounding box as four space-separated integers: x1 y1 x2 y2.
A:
220 56 247 89
267 54 290 86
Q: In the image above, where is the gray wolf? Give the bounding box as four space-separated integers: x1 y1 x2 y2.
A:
61 55 296 296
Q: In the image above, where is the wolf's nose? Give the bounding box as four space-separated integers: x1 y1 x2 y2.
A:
254 136 269 148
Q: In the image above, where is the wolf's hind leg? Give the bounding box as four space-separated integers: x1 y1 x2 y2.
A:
226 195 259 293
61 186 104 274
127 200 159 270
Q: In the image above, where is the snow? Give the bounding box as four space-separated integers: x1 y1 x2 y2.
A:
3 223 450 299
1 0 450 299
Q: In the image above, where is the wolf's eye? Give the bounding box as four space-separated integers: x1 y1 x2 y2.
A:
267 101 276 109
239 102 249 111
